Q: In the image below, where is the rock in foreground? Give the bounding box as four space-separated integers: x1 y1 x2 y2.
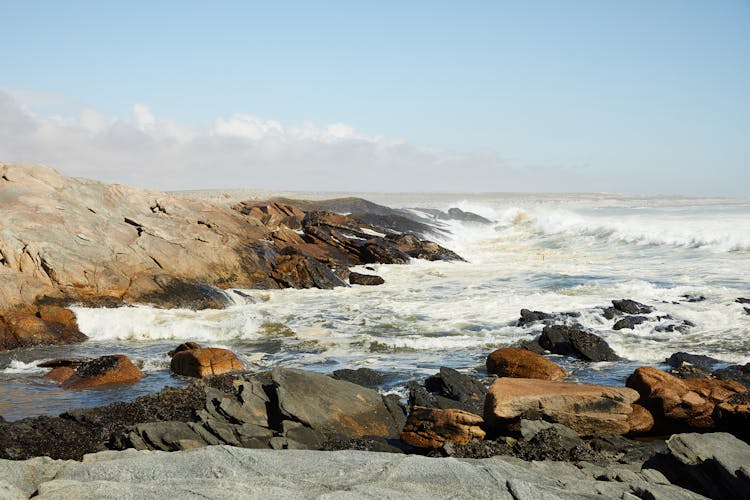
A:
0 445 707 500
484 377 642 437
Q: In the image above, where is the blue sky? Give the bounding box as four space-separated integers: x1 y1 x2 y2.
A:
1 0 748 195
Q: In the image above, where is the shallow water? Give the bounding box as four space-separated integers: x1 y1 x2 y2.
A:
2 193 749 421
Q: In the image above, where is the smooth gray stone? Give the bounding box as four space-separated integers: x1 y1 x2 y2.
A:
0 445 711 500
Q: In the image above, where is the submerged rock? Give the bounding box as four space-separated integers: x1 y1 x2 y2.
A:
613 315 648 330
61 355 144 390
612 299 654 315
485 347 567 381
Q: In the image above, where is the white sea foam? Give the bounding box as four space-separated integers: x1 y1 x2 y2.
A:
2 360 46 375
71 304 264 342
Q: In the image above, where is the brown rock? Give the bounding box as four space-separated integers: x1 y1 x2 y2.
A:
0 309 87 350
270 253 345 289
349 272 385 286
484 378 639 437
167 342 202 357
61 355 144 390
401 406 486 449
170 348 244 378
486 348 567 381
46 366 77 383
626 404 655 435
626 366 745 431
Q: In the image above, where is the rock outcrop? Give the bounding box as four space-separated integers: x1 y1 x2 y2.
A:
484 378 641 437
0 164 463 351
486 347 568 380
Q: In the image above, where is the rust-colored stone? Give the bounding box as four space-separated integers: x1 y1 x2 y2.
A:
486 348 567 381
484 378 639 437
62 355 144 390
46 366 77 384
401 406 486 449
626 404 655 435
626 366 745 431
170 347 244 379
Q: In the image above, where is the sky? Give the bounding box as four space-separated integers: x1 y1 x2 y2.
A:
1 0 748 196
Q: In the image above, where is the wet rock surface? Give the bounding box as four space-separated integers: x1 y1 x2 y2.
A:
539 324 621 361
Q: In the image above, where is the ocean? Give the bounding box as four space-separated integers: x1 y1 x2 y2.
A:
2 192 749 421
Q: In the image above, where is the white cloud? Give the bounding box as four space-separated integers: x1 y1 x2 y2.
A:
0 90 594 192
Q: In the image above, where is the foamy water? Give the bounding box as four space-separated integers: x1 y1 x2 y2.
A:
1 193 749 420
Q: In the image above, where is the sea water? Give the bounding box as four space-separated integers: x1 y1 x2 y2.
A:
1 193 749 421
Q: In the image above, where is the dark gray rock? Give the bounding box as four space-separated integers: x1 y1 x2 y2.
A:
424 367 487 415
272 368 399 439
612 299 654 315
386 233 465 262
666 352 722 372
517 309 553 326
382 394 407 433
648 432 750 500
446 207 492 224
517 309 580 327
613 315 647 330
736 297 750 304
681 294 706 302
519 419 583 452
601 306 621 320
539 324 621 361
332 367 386 388
348 272 385 286
713 362 750 389
512 338 548 355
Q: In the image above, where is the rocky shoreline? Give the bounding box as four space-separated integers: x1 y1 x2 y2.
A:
2 164 750 498
0 164 462 351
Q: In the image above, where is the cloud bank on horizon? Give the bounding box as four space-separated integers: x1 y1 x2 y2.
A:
0 90 598 194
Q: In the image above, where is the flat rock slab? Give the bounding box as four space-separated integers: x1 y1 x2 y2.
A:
0 446 707 499
272 368 399 438
484 377 640 436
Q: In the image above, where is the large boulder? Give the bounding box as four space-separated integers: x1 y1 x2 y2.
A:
626 366 746 431
0 306 87 351
271 368 400 439
486 348 567 381
484 378 640 437
170 347 244 379
61 355 144 390
401 407 485 449
539 324 620 361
